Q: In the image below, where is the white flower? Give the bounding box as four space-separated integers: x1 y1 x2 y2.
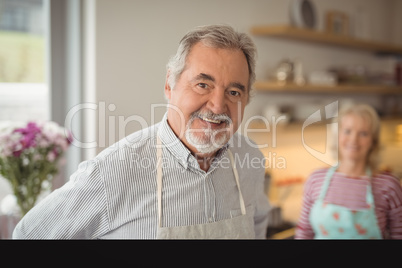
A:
0 121 25 135
46 151 57 162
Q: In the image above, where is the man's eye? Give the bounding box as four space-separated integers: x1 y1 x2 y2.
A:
229 91 240 97
197 83 208 89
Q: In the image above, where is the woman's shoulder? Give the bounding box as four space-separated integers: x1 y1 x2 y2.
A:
372 172 402 209
309 167 330 180
373 171 402 191
304 167 330 187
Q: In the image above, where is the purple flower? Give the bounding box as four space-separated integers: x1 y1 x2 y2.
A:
14 122 42 149
12 150 22 157
1 120 72 160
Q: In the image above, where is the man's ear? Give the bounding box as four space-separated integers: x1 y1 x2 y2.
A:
164 70 172 100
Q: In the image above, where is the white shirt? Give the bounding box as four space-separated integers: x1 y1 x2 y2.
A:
13 114 270 239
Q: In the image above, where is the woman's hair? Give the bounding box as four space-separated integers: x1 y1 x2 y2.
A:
333 103 381 172
166 24 257 100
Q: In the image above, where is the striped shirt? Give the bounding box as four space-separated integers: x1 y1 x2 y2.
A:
295 168 402 239
13 113 270 239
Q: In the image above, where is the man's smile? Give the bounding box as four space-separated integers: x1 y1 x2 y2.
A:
201 116 222 124
195 113 231 129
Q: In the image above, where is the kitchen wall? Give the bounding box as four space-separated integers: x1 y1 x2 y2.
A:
89 0 401 146
86 0 402 222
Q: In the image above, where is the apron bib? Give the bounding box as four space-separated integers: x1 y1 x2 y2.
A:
155 135 255 239
309 166 382 239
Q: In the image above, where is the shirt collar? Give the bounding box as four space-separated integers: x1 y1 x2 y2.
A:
158 113 191 169
157 113 231 171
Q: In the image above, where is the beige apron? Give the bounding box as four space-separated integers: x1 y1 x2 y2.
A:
156 135 255 239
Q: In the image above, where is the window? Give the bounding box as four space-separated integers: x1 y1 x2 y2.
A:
0 0 48 122
0 0 48 202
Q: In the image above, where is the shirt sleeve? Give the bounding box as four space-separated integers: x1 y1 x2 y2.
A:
294 175 316 239
12 159 110 239
385 175 402 239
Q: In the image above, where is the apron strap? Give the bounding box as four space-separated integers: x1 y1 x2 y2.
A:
364 168 374 206
227 149 246 215
319 166 337 200
155 134 247 228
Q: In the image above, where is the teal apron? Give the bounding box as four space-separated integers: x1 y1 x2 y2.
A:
309 166 382 239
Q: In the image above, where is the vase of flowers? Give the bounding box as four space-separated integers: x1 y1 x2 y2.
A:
0 121 72 216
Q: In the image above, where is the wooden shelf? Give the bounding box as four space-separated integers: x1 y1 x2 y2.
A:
248 116 402 130
250 25 402 55
254 81 402 95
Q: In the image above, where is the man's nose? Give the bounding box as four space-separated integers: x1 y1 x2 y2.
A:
207 90 227 115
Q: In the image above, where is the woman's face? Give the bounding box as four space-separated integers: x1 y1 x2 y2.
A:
338 113 373 163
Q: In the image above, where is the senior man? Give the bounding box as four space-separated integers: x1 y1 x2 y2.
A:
13 25 270 239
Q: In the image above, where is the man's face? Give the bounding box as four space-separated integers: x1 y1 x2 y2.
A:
165 42 249 156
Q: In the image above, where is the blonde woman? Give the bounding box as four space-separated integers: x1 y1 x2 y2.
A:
295 104 402 239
